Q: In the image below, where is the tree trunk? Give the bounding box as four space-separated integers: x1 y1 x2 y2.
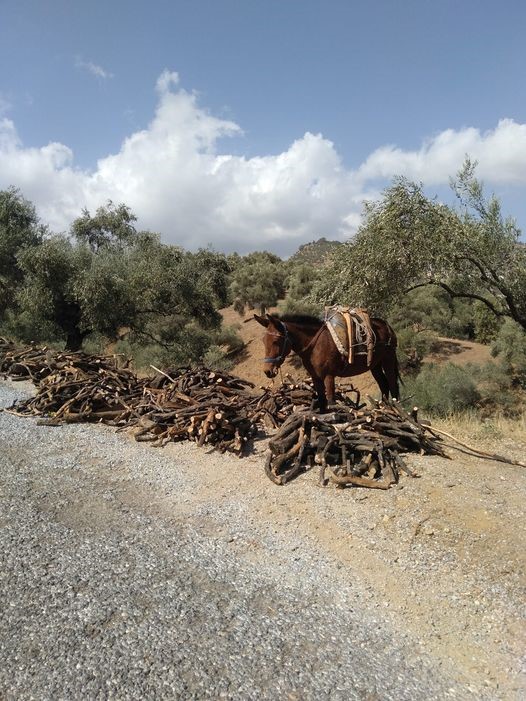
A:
65 328 86 352
56 300 89 351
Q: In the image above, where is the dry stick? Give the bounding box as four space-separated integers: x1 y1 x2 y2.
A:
150 365 177 384
425 426 526 468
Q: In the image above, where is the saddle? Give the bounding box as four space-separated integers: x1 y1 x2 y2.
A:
324 305 375 367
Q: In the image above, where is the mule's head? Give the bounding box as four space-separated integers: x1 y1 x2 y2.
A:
254 313 291 378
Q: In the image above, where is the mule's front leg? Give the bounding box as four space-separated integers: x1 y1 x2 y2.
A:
312 377 327 413
324 375 336 408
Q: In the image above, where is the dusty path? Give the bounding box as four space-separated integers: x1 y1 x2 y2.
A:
1 380 525 700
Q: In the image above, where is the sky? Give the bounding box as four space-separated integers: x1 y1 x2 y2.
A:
1 0 525 256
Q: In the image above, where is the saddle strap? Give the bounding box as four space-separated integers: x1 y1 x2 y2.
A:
325 305 375 367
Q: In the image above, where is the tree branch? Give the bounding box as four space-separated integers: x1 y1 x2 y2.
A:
128 325 175 350
457 255 524 326
405 281 508 319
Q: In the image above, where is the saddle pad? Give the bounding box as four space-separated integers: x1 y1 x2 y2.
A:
325 306 374 366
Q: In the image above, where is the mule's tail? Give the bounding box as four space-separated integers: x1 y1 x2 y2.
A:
387 323 403 397
396 352 404 390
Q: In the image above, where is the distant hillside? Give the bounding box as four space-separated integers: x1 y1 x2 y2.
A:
289 237 342 265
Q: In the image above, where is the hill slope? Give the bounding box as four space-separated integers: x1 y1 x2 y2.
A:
221 307 493 396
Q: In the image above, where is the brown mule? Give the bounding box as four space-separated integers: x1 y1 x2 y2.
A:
254 313 400 412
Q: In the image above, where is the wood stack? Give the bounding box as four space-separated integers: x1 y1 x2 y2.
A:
248 374 362 429
0 342 130 383
2 350 143 424
265 400 448 487
125 367 259 454
1 341 451 480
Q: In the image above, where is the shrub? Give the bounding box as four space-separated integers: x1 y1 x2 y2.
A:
491 319 526 387
403 363 480 416
394 325 439 373
202 344 234 372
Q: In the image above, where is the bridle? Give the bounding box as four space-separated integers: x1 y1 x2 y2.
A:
263 320 291 365
263 319 327 365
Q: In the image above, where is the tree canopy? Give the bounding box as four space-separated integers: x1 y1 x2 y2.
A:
230 251 286 315
311 160 526 331
0 187 46 318
4 199 231 356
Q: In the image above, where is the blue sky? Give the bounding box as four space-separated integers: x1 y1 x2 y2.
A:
1 0 525 255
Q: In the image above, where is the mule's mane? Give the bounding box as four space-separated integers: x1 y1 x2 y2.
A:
276 313 323 328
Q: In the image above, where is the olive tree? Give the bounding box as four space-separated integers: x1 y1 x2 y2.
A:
15 201 231 356
230 251 286 315
0 187 45 320
312 160 526 331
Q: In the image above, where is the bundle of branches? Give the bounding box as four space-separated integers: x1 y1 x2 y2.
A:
249 375 362 430
265 400 448 487
125 367 259 454
0 341 130 386
4 356 142 424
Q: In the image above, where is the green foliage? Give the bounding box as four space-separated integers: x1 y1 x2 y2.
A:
0 187 46 318
311 160 526 332
16 236 92 349
394 325 439 373
230 251 286 315
214 324 244 354
280 263 322 316
288 237 342 266
389 287 452 334
404 363 480 416
473 301 501 343
71 201 139 252
467 360 521 416
311 178 455 313
490 319 526 387
7 192 231 360
202 345 234 372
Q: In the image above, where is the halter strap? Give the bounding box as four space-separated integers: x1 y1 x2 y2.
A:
263 321 291 363
264 319 326 363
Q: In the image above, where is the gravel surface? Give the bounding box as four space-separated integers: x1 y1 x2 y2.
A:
1 379 525 700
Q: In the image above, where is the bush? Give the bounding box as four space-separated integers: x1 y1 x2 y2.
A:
202 345 234 372
468 360 521 416
491 319 526 387
404 363 480 416
394 325 439 373
215 324 244 355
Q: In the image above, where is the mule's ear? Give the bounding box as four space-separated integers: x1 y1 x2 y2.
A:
253 314 269 327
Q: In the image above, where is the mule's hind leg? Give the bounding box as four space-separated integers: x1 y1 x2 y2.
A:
323 375 336 408
312 375 328 413
381 350 400 400
370 364 390 401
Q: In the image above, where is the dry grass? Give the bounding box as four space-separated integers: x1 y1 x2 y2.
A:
433 409 526 449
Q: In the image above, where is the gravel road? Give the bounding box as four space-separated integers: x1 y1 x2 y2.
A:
1 380 524 700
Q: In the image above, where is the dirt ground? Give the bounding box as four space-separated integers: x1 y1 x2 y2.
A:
220 307 493 393
220 307 526 697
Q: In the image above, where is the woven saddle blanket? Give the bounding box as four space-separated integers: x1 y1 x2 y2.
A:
324 305 375 366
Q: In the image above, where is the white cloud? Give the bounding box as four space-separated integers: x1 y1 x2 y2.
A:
357 119 526 185
75 57 114 80
0 72 525 254
156 69 179 94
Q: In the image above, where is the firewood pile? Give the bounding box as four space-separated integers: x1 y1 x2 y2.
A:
265 400 448 486
125 366 259 453
245 374 362 430
1 346 143 423
0 341 456 485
